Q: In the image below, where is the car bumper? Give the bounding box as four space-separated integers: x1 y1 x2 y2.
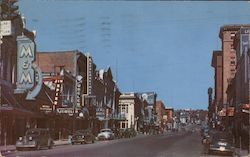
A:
98 136 111 140
209 146 233 153
16 143 36 148
71 139 85 143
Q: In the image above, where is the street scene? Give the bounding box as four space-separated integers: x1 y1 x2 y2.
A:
1 0 250 157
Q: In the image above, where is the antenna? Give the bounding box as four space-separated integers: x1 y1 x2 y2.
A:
116 57 118 84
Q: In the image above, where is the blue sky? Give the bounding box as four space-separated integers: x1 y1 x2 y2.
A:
18 1 250 109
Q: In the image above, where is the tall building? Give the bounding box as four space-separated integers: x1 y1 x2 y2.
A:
232 26 250 149
219 25 245 106
211 51 223 112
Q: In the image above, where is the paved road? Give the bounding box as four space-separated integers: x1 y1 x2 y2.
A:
4 130 232 157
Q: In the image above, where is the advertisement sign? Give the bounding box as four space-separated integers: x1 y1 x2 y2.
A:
57 108 75 116
240 28 250 55
16 36 35 91
76 75 83 108
240 28 250 83
0 20 12 36
137 92 157 106
40 105 53 114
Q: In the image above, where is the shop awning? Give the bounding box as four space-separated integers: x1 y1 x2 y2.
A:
0 80 38 116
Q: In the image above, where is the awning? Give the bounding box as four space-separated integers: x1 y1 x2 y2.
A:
0 80 38 117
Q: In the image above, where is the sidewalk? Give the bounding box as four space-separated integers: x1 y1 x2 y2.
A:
0 139 71 155
233 148 250 157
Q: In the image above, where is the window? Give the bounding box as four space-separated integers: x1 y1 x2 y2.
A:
230 61 235 65
230 33 235 40
121 121 128 129
230 44 234 52
120 104 128 113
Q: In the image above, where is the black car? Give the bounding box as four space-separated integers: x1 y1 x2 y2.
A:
208 131 234 155
71 130 95 145
16 128 54 150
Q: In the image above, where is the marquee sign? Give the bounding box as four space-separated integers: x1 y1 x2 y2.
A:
16 36 35 91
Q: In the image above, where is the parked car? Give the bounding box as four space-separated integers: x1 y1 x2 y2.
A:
112 128 122 139
119 128 136 138
71 129 95 145
207 131 234 155
16 128 54 150
97 129 115 140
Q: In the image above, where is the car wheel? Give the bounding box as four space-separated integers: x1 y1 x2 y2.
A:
36 143 41 150
48 142 53 149
72 142 75 145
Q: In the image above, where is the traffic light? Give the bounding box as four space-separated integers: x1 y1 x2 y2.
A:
0 0 19 20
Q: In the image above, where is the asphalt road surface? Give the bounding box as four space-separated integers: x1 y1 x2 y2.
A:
5 130 232 157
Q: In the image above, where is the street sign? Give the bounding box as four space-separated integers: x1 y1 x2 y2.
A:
0 20 12 36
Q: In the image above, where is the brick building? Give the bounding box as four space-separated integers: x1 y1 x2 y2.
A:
155 100 165 132
211 51 223 111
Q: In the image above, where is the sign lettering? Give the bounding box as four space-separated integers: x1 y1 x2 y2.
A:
16 36 35 91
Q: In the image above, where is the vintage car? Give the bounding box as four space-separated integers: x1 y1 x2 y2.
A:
16 128 54 150
97 128 115 140
71 129 95 145
208 131 234 155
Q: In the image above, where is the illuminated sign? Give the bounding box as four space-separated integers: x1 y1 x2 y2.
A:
16 36 35 91
76 75 83 108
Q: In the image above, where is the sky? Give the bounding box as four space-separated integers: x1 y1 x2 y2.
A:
18 0 250 110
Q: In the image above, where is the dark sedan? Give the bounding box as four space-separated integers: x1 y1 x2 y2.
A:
208 131 234 155
16 128 54 150
71 130 95 145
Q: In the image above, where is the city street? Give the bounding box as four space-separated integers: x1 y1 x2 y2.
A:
3 129 232 157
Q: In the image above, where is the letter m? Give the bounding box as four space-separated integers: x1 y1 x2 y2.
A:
20 45 33 58
20 72 32 84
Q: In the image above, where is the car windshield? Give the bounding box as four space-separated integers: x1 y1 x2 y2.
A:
26 130 40 136
101 129 111 133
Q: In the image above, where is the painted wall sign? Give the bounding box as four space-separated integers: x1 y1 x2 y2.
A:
16 36 35 91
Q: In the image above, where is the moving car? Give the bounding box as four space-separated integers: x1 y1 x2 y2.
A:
16 128 54 150
71 129 95 145
97 128 115 140
208 131 234 155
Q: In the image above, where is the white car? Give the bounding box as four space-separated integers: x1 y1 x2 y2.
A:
97 129 115 140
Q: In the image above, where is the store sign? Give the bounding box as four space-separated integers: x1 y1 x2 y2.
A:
0 20 12 36
16 36 35 91
40 105 52 114
76 75 83 108
57 108 75 116
96 107 105 118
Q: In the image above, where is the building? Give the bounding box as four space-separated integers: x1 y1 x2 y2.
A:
210 25 250 128
118 93 144 131
165 107 174 130
137 92 157 126
0 8 42 145
211 51 223 115
231 26 250 150
93 67 119 131
155 100 165 132
219 25 239 106
36 51 90 136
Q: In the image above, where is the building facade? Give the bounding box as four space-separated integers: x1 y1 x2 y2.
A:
155 100 165 132
118 93 143 131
